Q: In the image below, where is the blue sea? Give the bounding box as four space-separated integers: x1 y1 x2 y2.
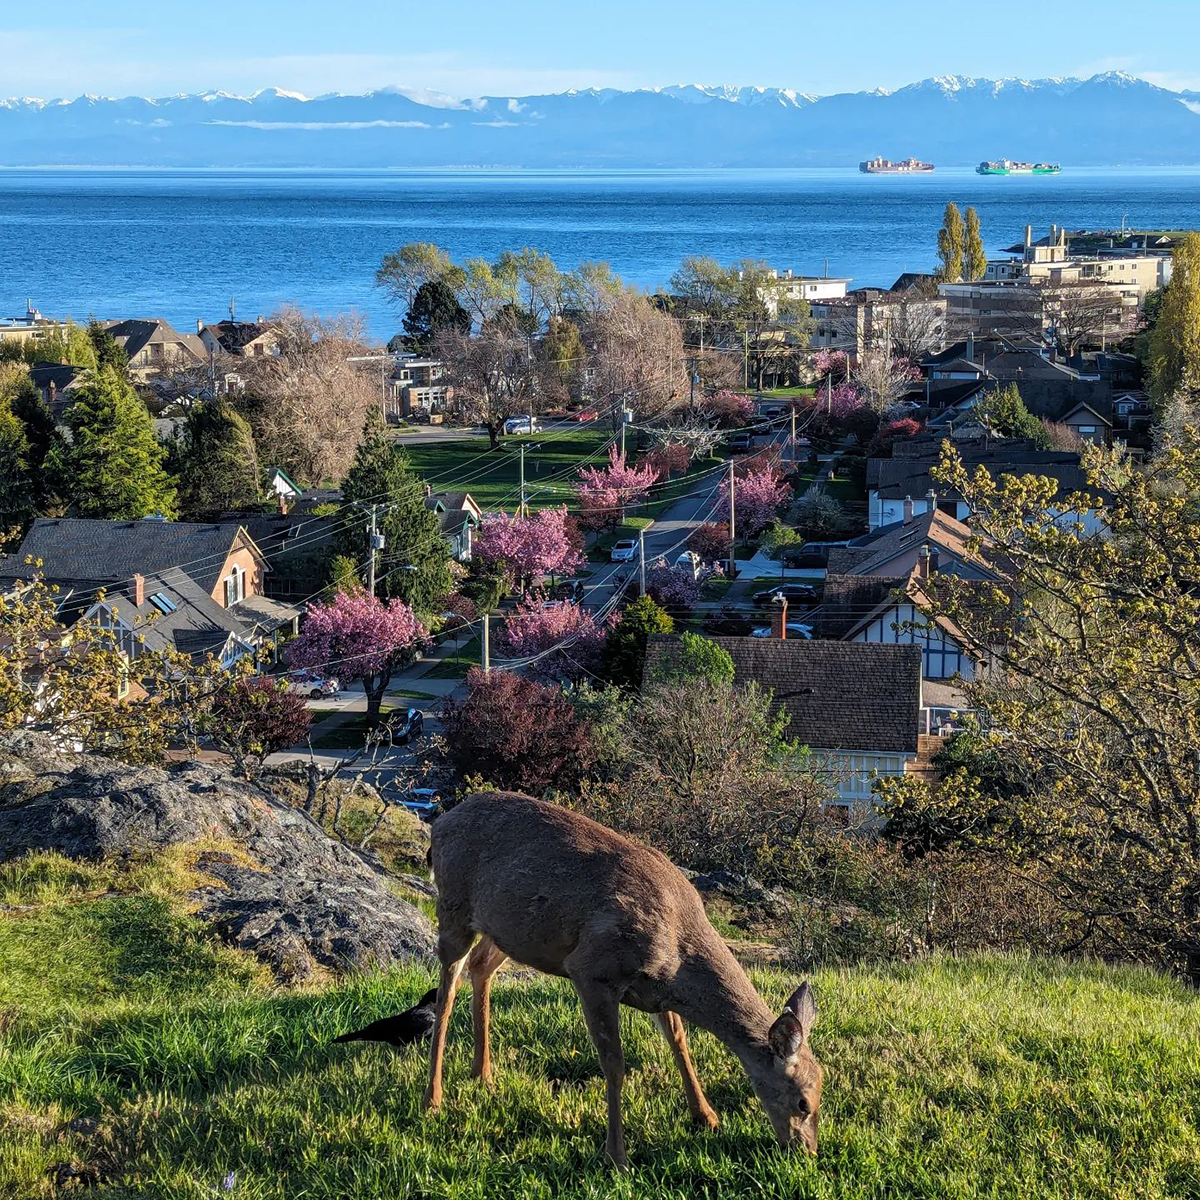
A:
1 167 1198 340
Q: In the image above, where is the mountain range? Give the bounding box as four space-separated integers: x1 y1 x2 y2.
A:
2 72 1199 168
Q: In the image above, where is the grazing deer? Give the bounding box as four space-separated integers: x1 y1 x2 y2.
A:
423 791 822 1168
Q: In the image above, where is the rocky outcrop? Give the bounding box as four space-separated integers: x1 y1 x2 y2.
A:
0 733 434 979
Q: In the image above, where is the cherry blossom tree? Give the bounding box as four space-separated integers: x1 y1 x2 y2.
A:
645 441 691 480
708 389 756 428
286 590 429 724
575 447 659 529
724 467 793 540
474 506 586 592
812 348 849 381
643 560 704 613
494 592 607 682
688 521 731 562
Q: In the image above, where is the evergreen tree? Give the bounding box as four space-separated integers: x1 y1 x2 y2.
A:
175 400 260 518
964 206 987 281
59 365 177 519
0 400 34 540
600 595 675 689
338 407 451 615
86 319 130 372
936 202 965 283
9 378 62 511
401 278 470 353
1148 232 1200 403
975 383 1050 447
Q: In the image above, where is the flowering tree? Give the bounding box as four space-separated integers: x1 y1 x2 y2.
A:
853 350 920 413
205 675 312 779
645 441 691 480
643 559 714 613
724 467 794 540
812 348 849 380
440 667 595 792
688 521 731 563
575 447 659 530
708 389 756 428
494 592 607 682
868 417 922 456
286 590 429 723
474 506 587 592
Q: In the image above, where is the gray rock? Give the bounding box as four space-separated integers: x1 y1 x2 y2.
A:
690 869 793 919
0 733 434 978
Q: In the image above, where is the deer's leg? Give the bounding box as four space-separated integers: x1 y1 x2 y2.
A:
653 1010 719 1130
423 934 472 1113
467 936 508 1084
573 982 628 1169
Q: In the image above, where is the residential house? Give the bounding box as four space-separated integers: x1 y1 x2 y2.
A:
811 289 948 359
0 518 300 666
424 489 482 562
197 317 281 360
28 361 86 421
0 304 72 351
101 318 208 381
643 634 940 814
388 355 453 419
825 506 991 580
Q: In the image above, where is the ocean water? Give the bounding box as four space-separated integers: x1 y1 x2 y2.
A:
1 167 1198 340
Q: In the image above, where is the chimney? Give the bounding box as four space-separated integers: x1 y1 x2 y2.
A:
928 547 940 574
917 546 932 580
771 593 788 640
424 482 433 497
966 332 975 362
131 573 145 606
196 318 204 335
276 493 290 516
925 487 938 512
903 495 915 524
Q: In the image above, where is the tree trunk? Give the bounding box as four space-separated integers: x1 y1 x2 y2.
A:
486 423 500 451
365 675 390 727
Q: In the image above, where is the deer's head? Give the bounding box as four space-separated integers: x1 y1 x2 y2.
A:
753 982 822 1153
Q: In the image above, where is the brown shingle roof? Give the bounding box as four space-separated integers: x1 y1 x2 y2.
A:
643 635 922 754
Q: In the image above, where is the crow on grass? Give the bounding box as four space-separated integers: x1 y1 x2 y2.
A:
332 988 439 1048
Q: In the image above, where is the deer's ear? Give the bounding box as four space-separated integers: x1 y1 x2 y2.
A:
768 1010 805 1060
786 981 817 1042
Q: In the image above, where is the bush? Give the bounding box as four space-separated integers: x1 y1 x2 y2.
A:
687 521 730 563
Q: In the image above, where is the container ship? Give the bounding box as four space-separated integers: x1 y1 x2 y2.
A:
976 160 1061 175
859 156 935 174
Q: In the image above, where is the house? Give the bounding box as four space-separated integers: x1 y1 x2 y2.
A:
0 518 300 666
1056 401 1112 445
424 489 482 561
234 509 342 602
28 361 86 421
825 506 990 579
810 289 948 359
263 468 342 514
388 355 454 419
0 304 73 351
100 318 208 380
197 318 280 360
642 635 941 814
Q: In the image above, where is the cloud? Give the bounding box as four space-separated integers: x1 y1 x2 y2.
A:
205 118 432 129
473 119 519 128
506 98 525 113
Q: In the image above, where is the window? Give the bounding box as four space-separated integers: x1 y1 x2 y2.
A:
149 592 177 614
223 565 246 606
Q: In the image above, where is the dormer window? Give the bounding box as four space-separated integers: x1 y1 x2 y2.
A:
223 565 246 606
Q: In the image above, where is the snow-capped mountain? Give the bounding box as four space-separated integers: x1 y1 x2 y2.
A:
0 73 1197 167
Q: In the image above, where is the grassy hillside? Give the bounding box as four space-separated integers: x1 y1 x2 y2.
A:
2 851 1199 1199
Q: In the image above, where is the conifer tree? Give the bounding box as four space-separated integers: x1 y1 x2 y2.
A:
964 206 987 281
1148 231 1200 403
338 407 451 615
58 365 177 519
8 377 63 512
175 400 260 518
936 202 965 283
400 278 470 354
0 400 34 540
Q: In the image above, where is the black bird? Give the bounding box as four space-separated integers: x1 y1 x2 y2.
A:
331 988 440 1048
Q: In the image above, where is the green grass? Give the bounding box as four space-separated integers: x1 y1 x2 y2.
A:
761 386 816 398
398 427 615 513
2 854 1199 1198
422 635 481 679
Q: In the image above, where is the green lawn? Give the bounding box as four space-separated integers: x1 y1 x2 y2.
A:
2 851 1199 1198
761 386 816 398
422 635 481 679
398 426 616 512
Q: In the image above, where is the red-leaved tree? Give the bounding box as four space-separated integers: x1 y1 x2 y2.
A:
473 506 587 593
494 593 607 682
286 590 428 723
575 447 659 530
440 667 595 792
688 521 731 563
724 467 794 540
645 441 691 480
205 675 313 778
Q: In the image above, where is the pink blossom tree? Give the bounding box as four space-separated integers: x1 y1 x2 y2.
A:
575 447 659 530
813 349 849 381
286 590 429 724
494 592 608 682
474 506 587 593
708 389 756 428
724 467 794 540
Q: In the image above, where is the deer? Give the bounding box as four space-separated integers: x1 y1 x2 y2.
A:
423 790 822 1168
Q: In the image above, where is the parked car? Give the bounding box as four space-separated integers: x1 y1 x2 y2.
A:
394 707 425 744
610 538 638 562
751 622 813 639
504 415 541 435
727 433 753 453
783 540 851 569
753 583 819 607
572 409 599 422
283 670 340 699
674 550 702 578
399 786 441 819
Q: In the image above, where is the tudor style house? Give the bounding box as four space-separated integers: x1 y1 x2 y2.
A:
0 518 300 667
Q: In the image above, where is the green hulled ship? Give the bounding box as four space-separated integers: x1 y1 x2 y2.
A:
977 160 1061 175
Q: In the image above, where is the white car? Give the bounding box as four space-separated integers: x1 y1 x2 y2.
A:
283 670 341 699
751 623 813 639
504 415 540 435
610 539 638 562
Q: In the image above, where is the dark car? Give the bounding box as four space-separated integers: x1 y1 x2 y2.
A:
394 707 425 744
727 433 753 453
784 541 844 569
753 583 818 607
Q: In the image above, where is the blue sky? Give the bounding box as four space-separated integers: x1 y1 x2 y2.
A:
2 0 1197 99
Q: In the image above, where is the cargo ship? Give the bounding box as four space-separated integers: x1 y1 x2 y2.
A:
859 156 935 174
976 160 1061 175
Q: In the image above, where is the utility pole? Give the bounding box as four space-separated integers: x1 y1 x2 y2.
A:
638 528 647 596
727 458 736 579
790 404 797 464
742 329 749 389
481 612 491 676
366 505 383 596
519 443 528 518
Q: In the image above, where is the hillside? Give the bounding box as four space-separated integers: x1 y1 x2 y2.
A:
1 849 1197 1198
3 72 1200 167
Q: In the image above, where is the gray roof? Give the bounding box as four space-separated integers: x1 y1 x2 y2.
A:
643 635 922 754
1 518 256 595
809 575 908 640
825 509 984 578
103 318 207 364
867 450 1090 501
